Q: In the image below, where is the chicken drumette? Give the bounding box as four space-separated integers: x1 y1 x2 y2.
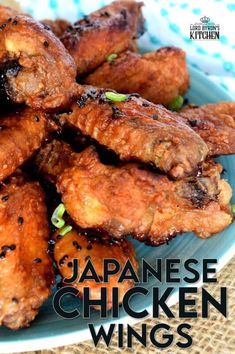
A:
0 8 79 110
84 47 189 106
0 172 54 330
35 140 232 246
60 0 145 75
53 229 137 310
57 86 208 179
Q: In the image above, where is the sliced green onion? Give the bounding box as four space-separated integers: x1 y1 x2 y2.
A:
105 91 128 102
51 203 66 228
107 53 118 62
58 225 73 236
168 95 184 111
232 204 235 214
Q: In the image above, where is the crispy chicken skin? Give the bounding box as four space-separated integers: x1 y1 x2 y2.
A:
61 1 145 75
42 19 71 38
188 101 235 119
0 6 19 24
0 12 79 110
53 230 137 309
36 140 232 245
0 108 51 182
58 87 208 179
84 47 189 106
179 102 235 156
0 173 54 330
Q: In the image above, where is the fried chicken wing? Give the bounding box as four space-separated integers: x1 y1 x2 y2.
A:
84 47 189 106
0 10 79 110
179 102 235 155
61 1 145 75
35 140 232 245
57 87 208 179
0 173 54 330
53 229 137 309
0 108 53 182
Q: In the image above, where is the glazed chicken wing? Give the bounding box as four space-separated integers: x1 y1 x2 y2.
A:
53 229 137 310
179 102 235 156
0 173 54 330
35 140 232 245
84 47 189 106
58 87 208 179
61 0 145 75
0 10 79 110
0 108 53 182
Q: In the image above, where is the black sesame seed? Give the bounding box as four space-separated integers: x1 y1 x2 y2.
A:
1 246 8 252
1 195 9 202
1 244 16 252
83 15 90 24
34 258 42 263
4 178 10 185
59 255 68 266
67 261 73 268
43 41 49 48
152 114 158 120
0 252 6 259
43 24 51 30
48 239 55 253
34 115 40 122
142 102 150 107
72 240 81 250
18 216 24 225
12 20 17 25
120 9 127 20
129 93 140 98
188 120 198 127
77 96 87 108
12 297 18 304
101 11 110 17
0 23 7 30
112 106 122 119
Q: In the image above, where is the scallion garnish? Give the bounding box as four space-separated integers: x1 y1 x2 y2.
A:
59 225 73 236
51 203 66 228
105 91 127 102
107 53 118 62
168 95 184 111
232 204 235 215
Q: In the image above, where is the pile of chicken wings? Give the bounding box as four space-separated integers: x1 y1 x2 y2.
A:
0 1 234 330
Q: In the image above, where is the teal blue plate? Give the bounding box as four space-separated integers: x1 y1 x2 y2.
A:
0 66 234 353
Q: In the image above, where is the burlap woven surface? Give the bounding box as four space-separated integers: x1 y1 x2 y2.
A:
18 257 234 354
